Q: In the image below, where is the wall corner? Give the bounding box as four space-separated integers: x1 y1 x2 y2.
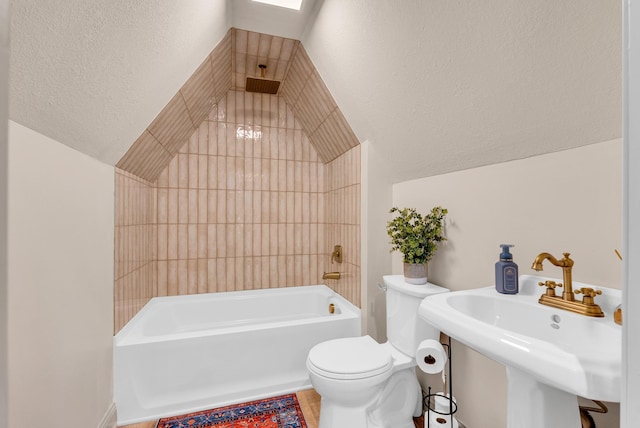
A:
360 140 392 341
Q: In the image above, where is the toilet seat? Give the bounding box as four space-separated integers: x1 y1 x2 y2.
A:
307 336 393 380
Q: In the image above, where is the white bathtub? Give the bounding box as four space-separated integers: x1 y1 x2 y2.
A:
114 285 361 425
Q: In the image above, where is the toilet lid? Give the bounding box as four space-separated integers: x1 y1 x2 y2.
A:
307 336 393 380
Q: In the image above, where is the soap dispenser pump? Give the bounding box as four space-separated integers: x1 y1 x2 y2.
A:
495 244 518 294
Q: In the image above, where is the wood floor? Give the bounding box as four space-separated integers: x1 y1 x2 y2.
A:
119 389 425 428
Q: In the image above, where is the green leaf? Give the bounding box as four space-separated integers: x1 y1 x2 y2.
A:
386 206 448 264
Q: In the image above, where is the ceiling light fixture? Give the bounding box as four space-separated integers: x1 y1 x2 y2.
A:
251 0 302 11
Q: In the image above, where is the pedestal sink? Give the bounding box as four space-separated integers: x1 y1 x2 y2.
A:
418 275 621 428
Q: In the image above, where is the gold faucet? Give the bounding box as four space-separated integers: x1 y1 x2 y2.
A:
323 272 341 280
531 252 575 300
531 252 604 317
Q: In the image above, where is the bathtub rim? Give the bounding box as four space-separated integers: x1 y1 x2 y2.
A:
114 284 361 346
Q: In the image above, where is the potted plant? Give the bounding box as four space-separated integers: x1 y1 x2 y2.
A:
386 206 448 284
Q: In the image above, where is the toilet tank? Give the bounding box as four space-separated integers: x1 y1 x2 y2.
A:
383 275 449 357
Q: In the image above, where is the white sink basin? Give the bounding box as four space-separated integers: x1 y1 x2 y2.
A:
418 275 621 428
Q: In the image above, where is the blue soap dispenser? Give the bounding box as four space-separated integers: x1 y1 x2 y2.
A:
495 244 518 294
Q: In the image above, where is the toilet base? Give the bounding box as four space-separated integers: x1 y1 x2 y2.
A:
316 368 421 428
317 401 370 428
317 404 418 428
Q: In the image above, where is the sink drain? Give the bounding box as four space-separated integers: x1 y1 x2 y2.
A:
550 314 561 329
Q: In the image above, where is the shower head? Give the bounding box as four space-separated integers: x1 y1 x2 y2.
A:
246 64 281 94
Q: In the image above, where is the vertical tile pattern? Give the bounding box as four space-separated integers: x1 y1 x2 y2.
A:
116 29 232 182
280 44 360 163
211 30 233 102
232 29 298 91
116 131 173 180
153 90 331 298
118 28 359 182
114 169 157 333
323 145 361 307
115 27 364 331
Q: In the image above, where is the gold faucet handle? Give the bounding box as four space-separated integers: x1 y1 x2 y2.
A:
331 245 343 264
538 280 562 297
575 288 602 298
575 287 602 306
538 280 563 289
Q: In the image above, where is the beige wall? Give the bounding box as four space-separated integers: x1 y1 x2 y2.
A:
0 2 8 427
7 121 115 428
393 139 622 428
115 90 362 331
360 141 392 339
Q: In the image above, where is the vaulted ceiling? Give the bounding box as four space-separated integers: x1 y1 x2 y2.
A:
9 0 622 183
116 28 359 182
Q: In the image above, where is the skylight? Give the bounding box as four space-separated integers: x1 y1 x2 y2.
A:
252 0 302 11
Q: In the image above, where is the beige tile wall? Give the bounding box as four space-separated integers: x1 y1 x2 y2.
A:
280 44 360 163
324 145 361 307
114 169 156 332
231 29 299 91
154 89 329 297
117 30 232 182
115 90 361 333
117 28 360 184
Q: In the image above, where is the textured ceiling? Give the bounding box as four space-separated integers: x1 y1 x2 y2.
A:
303 0 622 183
8 0 322 167
117 28 359 182
9 0 622 183
117 32 232 180
9 0 232 165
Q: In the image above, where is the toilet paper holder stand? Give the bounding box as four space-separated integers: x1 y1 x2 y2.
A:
424 336 458 428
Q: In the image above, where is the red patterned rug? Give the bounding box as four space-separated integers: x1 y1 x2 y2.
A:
156 393 308 428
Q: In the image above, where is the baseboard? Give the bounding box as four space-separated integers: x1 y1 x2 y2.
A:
97 402 117 428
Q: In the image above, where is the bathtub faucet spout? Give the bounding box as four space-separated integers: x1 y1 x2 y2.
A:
323 272 341 280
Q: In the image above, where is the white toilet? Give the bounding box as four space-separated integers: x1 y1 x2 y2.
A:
306 275 449 428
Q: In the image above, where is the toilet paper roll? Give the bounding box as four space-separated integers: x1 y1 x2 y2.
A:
416 339 447 374
427 412 459 428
